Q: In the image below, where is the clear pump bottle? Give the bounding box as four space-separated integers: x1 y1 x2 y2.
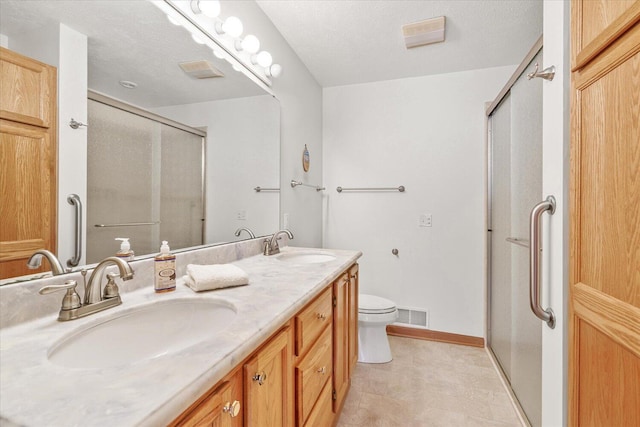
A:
154 241 176 293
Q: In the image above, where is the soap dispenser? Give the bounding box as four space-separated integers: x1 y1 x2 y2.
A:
115 238 134 261
154 241 176 293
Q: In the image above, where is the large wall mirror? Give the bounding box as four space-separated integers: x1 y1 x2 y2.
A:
0 0 280 284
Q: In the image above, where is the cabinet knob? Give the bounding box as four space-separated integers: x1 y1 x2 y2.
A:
316 313 327 320
223 400 241 417
350 274 357 279
317 366 326 375
252 371 267 385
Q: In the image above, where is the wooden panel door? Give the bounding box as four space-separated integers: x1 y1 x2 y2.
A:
569 2 640 426
332 273 349 413
0 120 57 278
0 47 57 279
244 326 293 427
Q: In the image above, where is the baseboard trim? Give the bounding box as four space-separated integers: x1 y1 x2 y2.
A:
386 324 485 348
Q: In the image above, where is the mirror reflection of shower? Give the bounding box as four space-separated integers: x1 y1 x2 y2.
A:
86 98 204 263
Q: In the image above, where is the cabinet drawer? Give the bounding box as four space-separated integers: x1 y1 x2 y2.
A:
303 379 333 427
296 326 332 426
295 286 332 357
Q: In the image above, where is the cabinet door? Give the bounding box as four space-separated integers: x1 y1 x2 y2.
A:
244 326 293 427
348 264 359 374
0 119 57 278
296 326 332 425
332 273 349 412
0 47 55 128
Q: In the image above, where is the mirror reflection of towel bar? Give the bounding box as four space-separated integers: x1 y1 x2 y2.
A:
94 222 160 228
254 187 280 192
337 186 405 193
506 237 530 248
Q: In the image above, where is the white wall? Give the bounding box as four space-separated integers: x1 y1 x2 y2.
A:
221 1 324 247
152 96 280 244
323 66 514 337
541 0 570 425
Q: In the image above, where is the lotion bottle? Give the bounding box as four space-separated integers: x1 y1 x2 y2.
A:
155 240 176 293
115 238 134 261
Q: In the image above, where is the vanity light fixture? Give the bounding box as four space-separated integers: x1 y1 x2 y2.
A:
215 16 243 37
252 51 273 68
265 64 282 78
235 34 260 54
190 0 220 18
152 0 282 87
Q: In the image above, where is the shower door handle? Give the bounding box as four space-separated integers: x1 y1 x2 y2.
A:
529 196 556 329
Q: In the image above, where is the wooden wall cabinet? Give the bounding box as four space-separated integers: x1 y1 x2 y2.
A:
174 263 360 427
0 47 57 279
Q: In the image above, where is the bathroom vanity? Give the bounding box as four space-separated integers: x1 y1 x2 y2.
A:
0 245 361 426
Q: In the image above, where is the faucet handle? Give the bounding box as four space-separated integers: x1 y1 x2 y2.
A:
103 273 120 299
39 280 82 310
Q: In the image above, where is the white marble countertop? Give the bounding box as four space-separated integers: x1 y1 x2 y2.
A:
0 247 361 427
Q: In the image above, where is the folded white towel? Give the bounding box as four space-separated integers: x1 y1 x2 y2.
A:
183 264 249 292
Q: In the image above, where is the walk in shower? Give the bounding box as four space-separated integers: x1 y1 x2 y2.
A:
86 97 205 263
487 40 544 426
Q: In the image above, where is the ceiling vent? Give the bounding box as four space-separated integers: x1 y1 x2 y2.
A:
402 16 446 49
178 60 225 79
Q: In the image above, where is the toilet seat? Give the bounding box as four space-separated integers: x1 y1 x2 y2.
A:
359 294 397 314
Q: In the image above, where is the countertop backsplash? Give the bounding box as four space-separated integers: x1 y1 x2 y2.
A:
0 237 268 329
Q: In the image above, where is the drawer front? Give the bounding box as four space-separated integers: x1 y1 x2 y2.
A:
295 286 333 357
303 379 333 427
296 326 332 426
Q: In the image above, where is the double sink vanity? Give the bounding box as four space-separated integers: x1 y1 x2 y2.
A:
0 242 361 426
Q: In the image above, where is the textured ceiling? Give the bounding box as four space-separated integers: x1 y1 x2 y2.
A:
256 0 543 87
0 1 266 108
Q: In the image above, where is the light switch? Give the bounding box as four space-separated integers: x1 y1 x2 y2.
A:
237 210 247 220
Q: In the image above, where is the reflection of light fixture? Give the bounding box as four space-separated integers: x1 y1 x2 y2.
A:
252 51 272 67
191 34 206 44
119 80 137 89
215 16 243 37
190 0 220 18
235 34 260 54
265 64 282 78
167 14 181 26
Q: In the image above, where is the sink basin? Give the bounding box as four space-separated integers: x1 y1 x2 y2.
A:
276 251 336 264
48 298 236 369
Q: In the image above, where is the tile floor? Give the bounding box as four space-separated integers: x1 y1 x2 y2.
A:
337 336 523 427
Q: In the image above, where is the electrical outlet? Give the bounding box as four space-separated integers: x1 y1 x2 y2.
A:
283 213 289 229
237 210 247 221
419 213 432 227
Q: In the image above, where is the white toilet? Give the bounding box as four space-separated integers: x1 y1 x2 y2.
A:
358 294 398 364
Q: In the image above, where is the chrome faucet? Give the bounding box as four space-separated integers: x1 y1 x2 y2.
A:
264 229 294 256
39 256 134 321
235 227 256 239
27 250 66 275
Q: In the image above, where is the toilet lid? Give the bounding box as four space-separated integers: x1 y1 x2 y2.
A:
359 294 396 314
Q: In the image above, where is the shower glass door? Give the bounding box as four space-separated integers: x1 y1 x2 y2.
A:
488 51 543 427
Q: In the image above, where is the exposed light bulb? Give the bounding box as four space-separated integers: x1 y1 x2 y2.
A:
166 14 181 26
266 64 282 78
232 63 243 72
222 16 243 37
191 33 206 44
213 49 225 59
195 0 220 18
253 51 273 67
240 35 260 54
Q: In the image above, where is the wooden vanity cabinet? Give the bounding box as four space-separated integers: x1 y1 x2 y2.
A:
172 368 243 427
244 326 294 427
172 263 360 427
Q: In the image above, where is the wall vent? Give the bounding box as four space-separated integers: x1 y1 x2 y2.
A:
396 307 429 328
402 16 446 49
